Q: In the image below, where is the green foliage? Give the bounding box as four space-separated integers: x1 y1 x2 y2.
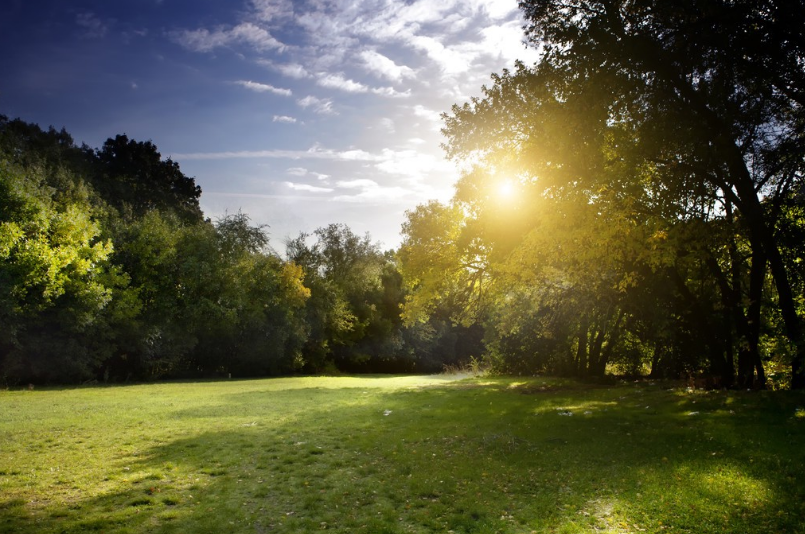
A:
1 117 436 382
289 225 409 372
0 159 126 383
400 0 805 386
93 134 202 223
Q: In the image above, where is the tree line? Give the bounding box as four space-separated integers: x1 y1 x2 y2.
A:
0 116 479 384
3 0 803 388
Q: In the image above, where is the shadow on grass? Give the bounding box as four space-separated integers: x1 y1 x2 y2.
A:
2 380 805 533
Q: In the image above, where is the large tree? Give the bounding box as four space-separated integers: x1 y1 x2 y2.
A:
412 0 803 385
94 135 202 223
513 0 805 383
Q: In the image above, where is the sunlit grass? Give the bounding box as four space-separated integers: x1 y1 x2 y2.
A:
1 376 804 533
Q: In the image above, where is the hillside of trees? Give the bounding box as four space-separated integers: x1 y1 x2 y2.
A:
2 1 803 388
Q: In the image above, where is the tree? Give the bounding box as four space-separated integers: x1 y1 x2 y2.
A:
404 0 803 385
287 224 419 372
94 135 202 223
0 159 132 383
513 0 805 384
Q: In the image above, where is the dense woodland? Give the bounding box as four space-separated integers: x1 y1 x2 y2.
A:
2 0 804 388
0 119 480 384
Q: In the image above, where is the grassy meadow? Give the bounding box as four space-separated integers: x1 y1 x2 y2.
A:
1 375 804 533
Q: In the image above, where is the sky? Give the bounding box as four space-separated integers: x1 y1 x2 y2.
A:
1 0 539 250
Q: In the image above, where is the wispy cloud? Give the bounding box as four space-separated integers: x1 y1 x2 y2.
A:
407 34 470 75
410 104 443 131
333 179 416 203
266 62 310 79
166 0 537 241
380 118 395 133
337 179 379 190
359 50 415 82
285 182 334 193
235 80 292 96
286 167 308 176
317 73 367 93
287 167 331 184
314 72 411 98
172 22 284 52
251 0 295 22
297 95 335 115
371 86 411 98
172 145 382 161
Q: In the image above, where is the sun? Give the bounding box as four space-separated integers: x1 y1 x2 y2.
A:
496 180 515 199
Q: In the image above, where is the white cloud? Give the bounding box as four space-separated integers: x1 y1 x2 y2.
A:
471 0 518 20
173 22 284 52
332 179 416 203
479 21 538 64
251 0 294 22
169 0 537 231
314 73 411 98
297 95 336 115
337 179 379 189
172 145 382 161
235 80 292 96
285 182 334 193
371 86 411 98
232 23 283 49
337 148 379 161
380 118 395 133
287 167 331 181
273 62 310 79
410 104 443 131
359 50 415 82
374 148 455 187
359 0 459 41
287 167 308 176
317 73 368 93
408 34 471 74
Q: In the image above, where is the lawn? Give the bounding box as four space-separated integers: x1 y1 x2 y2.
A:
1 375 804 533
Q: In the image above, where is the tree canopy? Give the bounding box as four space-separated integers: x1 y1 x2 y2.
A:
399 0 805 388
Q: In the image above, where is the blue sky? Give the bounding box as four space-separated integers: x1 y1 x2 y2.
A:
1 0 538 249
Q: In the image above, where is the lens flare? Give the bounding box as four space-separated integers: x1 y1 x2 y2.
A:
497 180 514 199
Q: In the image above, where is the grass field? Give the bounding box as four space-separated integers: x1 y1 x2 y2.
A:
1 375 804 533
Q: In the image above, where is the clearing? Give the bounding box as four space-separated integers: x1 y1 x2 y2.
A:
1 375 804 533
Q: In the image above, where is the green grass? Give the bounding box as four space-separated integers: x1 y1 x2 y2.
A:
1 375 804 533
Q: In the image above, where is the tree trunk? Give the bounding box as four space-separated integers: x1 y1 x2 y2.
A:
745 246 767 388
575 317 588 376
588 325 606 376
628 27 803 388
649 345 664 378
729 166 803 388
595 308 624 376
